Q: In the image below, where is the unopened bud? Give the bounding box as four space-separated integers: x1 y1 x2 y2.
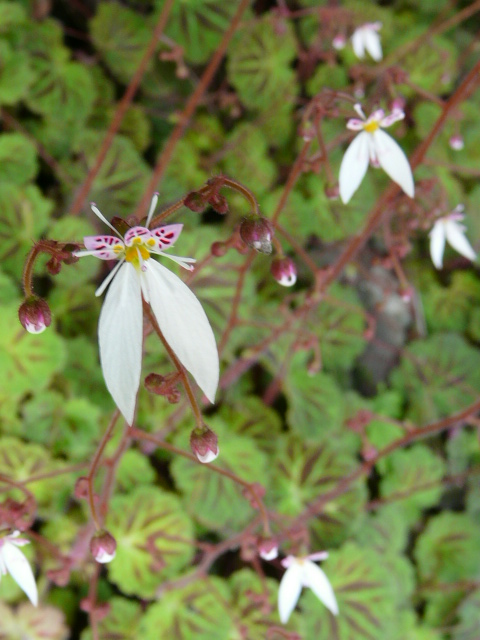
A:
19 297 51 334
190 426 219 464
74 477 90 500
258 538 279 561
46 256 61 275
332 34 346 50
270 257 297 287
90 530 116 564
211 241 227 257
239 217 274 255
449 134 464 151
208 193 229 215
144 373 180 404
184 191 208 213
324 183 340 200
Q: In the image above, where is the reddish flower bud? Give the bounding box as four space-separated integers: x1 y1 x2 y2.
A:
208 193 229 215
144 373 181 404
18 297 51 334
258 537 279 561
211 241 227 257
449 134 464 151
270 257 297 287
239 217 274 254
184 191 208 213
190 426 219 464
90 530 116 564
324 183 340 200
74 477 90 500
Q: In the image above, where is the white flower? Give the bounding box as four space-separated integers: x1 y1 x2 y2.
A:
429 205 477 269
339 104 414 204
278 552 338 623
351 22 383 61
74 195 219 425
0 531 38 606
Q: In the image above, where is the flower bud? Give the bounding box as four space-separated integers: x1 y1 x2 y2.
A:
449 134 464 151
271 257 297 287
74 477 90 500
190 426 219 464
258 538 279 561
208 193 229 215
332 34 346 50
18 297 51 334
90 530 117 564
324 183 340 200
239 217 274 255
211 241 227 257
184 191 208 213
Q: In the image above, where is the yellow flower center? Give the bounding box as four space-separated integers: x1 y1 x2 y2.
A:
125 244 151 268
363 120 380 133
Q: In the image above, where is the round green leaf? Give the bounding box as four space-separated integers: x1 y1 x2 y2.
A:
106 486 195 598
0 602 68 640
229 569 280 638
81 597 142 640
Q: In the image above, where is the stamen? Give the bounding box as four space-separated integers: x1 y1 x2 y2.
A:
90 203 123 239
146 192 160 228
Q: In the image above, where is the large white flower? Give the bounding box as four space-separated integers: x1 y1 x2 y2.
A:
278 552 338 624
339 104 415 204
74 196 219 425
351 22 383 61
0 531 38 606
429 205 477 269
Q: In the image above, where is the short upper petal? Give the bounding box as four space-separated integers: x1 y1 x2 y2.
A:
429 220 446 269
142 260 219 403
339 131 370 203
278 561 303 624
2 541 38 606
98 262 143 425
302 560 339 616
372 129 414 197
444 220 477 262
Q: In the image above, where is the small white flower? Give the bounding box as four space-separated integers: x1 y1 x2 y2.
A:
74 195 219 425
429 205 476 269
351 22 383 61
278 552 338 624
339 104 414 204
0 531 38 606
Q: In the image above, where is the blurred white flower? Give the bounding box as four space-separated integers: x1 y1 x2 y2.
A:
339 104 414 204
74 195 219 425
429 206 476 269
351 22 383 61
278 552 338 623
0 531 38 606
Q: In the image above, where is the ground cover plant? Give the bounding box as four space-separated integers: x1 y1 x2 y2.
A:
1 0 480 638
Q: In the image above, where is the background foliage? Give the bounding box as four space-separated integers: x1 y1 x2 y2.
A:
0 0 480 638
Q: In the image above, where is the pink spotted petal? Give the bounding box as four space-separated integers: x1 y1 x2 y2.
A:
124 226 151 246
82 235 125 260
150 224 184 250
346 118 366 131
380 109 405 128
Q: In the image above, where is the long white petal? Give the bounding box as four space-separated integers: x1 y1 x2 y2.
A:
364 30 382 61
429 221 446 269
2 542 38 606
98 263 143 425
444 220 477 262
302 560 339 616
278 563 303 624
372 129 414 197
339 132 370 204
351 30 365 59
143 260 219 403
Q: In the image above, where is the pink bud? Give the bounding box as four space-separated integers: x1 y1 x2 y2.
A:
324 183 340 200
90 530 116 564
190 426 219 464
239 217 274 255
258 538 279 561
332 34 346 50
449 134 464 151
184 191 208 213
18 297 51 334
271 257 297 287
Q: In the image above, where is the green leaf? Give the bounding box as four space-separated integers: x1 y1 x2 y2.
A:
115 449 156 493
158 0 244 64
228 16 297 110
299 543 404 640
269 437 366 546
229 570 280 638
80 597 142 640
0 268 17 304
139 578 233 640
61 131 150 217
415 512 480 584
453 589 480 640
0 41 34 105
90 3 151 83
0 304 66 401
0 184 53 276
0 133 37 185
380 444 446 524
0 602 68 640
355 504 410 557
390 333 480 424
106 486 195 598
171 421 269 533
